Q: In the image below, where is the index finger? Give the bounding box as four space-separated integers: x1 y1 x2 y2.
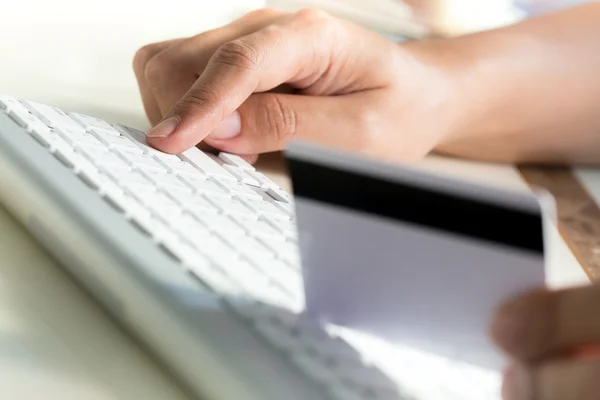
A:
146 9 340 154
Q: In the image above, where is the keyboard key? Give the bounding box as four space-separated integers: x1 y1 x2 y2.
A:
100 163 133 183
253 258 301 294
223 236 275 260
113 124 181 162
75 143 115 161
232 214 284 239
241 171 264 188
159 235 204 263
159 158 208 177
212 177 262 200
51 137 95 168
195 213 246 236
272 200 294 215
149 218 181 244
8 106 40 129
91 130 143 154
194 235 240 264
257 235 298 255
262 215 297 239
69 112 119 133
220 258 264 284
112 124 146 140
266 186 292 203
102 188 139 214
179 194 220 214
76 162 115 192
141 191 180 211
151 150 182 163
272 274 303 303
23 101 83 131
223 165 262 187
169 213 214 237
246 170 278 189
116 171 155 187
277 242 300 266
187 259 243 296
181 176 230 198
127 208 162 236
251 286 297 311
180 147 235 180
121 183 157 203
119 152 167 173
0 94 20 111
207 196 253 216
220 260 274 297
146 172 192 191
29 124 60 148
156 205 186 224
157 187 196 204
49 141 79 169
239 197 290 220
218 152 255 171
55 126 105 148
5 100 49 134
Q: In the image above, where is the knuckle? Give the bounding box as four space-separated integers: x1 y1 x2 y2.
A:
144 52 171 82
295 8 331 22
133 43 160 72
214 39 262 71
291 8 343 46
261 23 284 37
259 95 297 142
178 87 222 112
190 28 222 46
242 7 282 20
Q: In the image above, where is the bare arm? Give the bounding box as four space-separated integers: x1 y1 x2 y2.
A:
432 2 600 165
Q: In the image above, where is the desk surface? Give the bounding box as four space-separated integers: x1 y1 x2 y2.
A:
0 2 594 399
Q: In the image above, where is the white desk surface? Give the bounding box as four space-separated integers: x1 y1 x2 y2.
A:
0 2 593 399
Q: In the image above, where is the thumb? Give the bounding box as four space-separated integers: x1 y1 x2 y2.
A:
203 92 370 155
145 82 228 154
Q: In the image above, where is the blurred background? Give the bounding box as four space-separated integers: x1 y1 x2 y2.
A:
0 0 588 131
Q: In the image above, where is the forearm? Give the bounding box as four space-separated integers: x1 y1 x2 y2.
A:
419 3 600 165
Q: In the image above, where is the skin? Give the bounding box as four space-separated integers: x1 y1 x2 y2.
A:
133 4 600 399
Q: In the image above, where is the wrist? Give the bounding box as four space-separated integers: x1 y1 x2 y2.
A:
403 29 545 156
397 36 476 149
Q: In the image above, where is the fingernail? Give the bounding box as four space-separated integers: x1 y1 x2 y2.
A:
502 364 532 400
147 116 179 138
210 111 241 140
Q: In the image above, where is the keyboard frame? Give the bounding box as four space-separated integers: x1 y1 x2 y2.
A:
0 111 327 400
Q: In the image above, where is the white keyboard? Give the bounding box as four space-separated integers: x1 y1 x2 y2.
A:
0 94 501 400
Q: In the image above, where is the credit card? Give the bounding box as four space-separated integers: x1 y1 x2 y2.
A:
286 141 555 370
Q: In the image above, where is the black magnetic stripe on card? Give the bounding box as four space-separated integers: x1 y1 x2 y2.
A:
288 157 544 254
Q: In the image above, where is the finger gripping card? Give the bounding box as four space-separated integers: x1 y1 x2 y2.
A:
286 141 554 371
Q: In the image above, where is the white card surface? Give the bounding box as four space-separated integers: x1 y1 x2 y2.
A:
287 142 552 371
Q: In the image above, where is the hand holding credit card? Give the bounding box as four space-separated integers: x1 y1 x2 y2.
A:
286 141 556 371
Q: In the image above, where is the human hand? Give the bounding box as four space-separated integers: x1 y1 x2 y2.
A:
133 8 461 162
491 284 600 399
